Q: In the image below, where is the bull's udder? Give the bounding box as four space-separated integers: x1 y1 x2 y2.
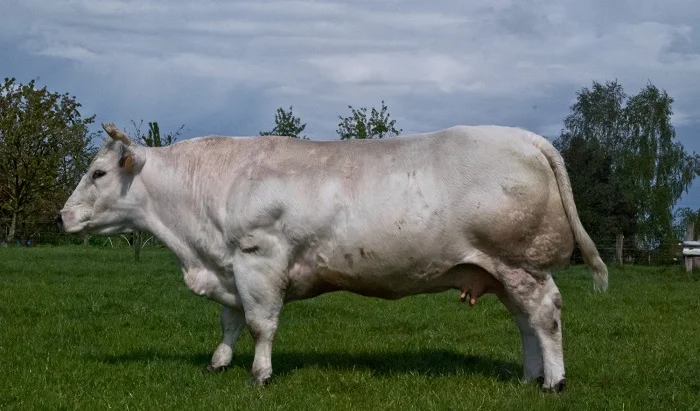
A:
459 267 504 306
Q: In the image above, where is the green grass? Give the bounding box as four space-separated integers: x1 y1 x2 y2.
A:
1 247 700 410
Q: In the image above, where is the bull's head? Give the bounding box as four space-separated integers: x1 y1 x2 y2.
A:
57 123 147 235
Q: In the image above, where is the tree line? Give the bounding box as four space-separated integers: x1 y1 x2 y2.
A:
553 80 699 262
1 76 698 265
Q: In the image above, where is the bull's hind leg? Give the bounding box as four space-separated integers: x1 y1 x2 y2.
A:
497 267 565 392
534 276 565 392
205 306 247 372
497 294 544 383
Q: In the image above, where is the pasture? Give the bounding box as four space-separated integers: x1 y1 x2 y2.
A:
1 247 699 410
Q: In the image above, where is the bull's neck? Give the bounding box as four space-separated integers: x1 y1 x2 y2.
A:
135 148 227 269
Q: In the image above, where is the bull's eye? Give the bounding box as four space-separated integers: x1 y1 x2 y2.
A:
92 170 107 180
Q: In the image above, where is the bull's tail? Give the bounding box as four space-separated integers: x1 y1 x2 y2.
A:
530 133 609 292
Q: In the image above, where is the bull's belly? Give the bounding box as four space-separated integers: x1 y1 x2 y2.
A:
285 259 504 302
286 268 450 301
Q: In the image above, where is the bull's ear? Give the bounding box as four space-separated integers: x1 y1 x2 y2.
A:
118 145 145 173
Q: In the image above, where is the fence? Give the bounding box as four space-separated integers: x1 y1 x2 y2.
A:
566 233 679 266
1 219 696 268
0 219 166 249
680 222 700 272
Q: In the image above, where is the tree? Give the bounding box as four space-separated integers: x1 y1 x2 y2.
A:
558 135 637 262
0 77 96 243
623 84 697 248
127 120 183 261
556 80 628 159
260 106 307 139
336 100 401 140
130 120 184 147
555 80 698 255
555 81 637 244
140 121 182 147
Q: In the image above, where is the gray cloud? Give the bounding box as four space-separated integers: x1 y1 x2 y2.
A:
2 0 700 204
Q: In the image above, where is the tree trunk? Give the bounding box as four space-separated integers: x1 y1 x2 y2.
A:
6 211 17 243
615 233 624 264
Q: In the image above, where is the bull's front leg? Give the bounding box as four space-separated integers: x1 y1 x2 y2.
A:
243 298 283 385
205 306 247 372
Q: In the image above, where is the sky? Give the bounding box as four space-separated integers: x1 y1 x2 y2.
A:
1 0 699 209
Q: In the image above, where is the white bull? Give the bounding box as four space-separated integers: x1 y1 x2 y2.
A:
58 123 607 392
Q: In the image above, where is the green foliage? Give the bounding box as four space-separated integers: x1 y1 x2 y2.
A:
557 80 628 154
130 120 184 147
555 80 698 250
624 85 697 246
0 77 97 242
337 100 401 140
559 136 637 243
260 106 308 139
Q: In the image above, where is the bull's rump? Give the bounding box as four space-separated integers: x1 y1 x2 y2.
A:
220 126 575 299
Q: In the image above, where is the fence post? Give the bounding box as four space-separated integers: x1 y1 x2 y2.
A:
685 222 695 273
694 229 700 271
133 230 142 262
615 233 624 264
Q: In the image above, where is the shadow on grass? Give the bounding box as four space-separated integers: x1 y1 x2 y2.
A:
95 349 521 381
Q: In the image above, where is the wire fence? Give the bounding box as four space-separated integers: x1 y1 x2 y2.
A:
0 219 691 266
570 236 682 266
0 219 167 249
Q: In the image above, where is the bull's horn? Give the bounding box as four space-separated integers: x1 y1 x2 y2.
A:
101 122 131 146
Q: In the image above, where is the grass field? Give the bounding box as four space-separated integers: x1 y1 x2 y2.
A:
1 247 700 410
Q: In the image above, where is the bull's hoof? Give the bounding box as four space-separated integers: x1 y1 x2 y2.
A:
252 375 273 387
203 363 229 373
520 375 544 386
541 378 566 393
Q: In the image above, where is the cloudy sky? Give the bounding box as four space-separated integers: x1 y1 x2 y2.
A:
2 0 699 208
